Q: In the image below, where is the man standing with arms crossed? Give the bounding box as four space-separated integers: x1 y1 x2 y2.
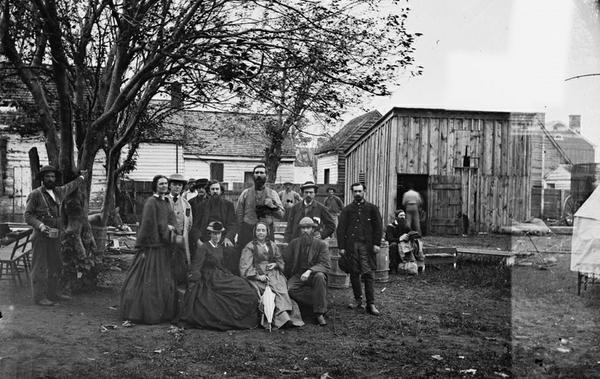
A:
337 182 383 316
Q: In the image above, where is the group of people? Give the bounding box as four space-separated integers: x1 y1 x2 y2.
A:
25 162 424 330
119 165 343 329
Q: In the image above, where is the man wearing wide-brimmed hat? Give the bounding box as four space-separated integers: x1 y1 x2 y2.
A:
284 217 331 326
167 173 193 280
24 165 88 306
284 181 335 243
278 181 301 220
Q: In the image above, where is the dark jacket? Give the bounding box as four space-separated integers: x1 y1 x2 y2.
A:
192 196 238 243
24 177 84 240
385 219 411 244
284 200 336 242
337 200 383 253
284 237 331 279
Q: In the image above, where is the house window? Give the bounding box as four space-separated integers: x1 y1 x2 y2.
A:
243 171 254 186
324 169 330 184
546 183 555 189
210 162 224 182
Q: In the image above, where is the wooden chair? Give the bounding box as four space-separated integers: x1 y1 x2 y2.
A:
0 228 33 286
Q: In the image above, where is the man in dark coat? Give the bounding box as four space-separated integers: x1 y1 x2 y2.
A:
385 209 411 274
189 178 209 251
337 182 383 316
24 165 87 306
193 180 239 273
285 217 331 326
284 181 335 243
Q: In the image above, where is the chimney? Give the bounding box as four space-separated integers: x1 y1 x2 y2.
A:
569 115 581 134
170 82 183 109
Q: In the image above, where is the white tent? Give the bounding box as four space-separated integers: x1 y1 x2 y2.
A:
571 186 600 275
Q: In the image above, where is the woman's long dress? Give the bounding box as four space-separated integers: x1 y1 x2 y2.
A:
240 240 304 329
120 196 178 324
179 242 259 330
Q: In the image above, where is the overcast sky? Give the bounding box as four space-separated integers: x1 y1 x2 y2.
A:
354 0 600 160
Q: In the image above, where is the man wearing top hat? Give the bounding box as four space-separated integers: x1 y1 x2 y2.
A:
284 181 335 243
278 181 301 221
167 173 193 276
285 217 331 326
24 165 88 306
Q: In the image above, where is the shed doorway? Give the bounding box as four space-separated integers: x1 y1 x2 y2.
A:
397 174 428 235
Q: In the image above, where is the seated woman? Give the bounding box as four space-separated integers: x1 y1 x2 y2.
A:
240 222 304 329
179 221 259 330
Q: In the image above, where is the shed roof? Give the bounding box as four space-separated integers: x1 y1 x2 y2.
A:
149 110 295 158
547 121 596 159
315 110 382 155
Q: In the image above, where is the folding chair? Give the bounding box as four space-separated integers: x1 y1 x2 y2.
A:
0 228 33 286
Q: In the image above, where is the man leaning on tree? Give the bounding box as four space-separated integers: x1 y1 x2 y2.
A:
25 165 87 306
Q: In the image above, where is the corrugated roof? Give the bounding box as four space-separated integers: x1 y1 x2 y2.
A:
315 110 382 155
153 110 295 158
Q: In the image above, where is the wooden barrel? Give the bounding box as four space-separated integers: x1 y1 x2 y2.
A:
91 225 108 253
327 238 349 288
374 240 389 283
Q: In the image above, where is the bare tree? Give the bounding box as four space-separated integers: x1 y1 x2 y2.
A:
231 2 422 182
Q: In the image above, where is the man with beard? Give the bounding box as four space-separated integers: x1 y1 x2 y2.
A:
167 173 193 281
189 178 209 251
324 187 344 226
192 180 239 272
337 182 383 316
284 217 331 326
235 164 284 249
284 181 335 243
24 165 88 306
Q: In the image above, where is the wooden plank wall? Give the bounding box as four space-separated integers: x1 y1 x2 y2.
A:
345 109 535 234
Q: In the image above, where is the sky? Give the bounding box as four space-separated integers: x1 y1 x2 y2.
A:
348 0 600 161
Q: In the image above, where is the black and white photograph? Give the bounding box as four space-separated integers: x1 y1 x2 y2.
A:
1 0 600 377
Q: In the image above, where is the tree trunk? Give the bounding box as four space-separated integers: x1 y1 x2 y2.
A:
265 138 283 183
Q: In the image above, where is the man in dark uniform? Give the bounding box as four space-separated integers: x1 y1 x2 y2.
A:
284 181 335 243
24 165 87 306
337 182 383 316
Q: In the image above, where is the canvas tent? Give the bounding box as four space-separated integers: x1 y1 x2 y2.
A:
571 185 600 275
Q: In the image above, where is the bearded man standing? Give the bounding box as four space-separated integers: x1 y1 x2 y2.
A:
337 182 383 316
235 164 284 248
285 217 331 326
25 165 87 306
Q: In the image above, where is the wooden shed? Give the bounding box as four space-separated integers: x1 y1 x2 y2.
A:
344 107 543 234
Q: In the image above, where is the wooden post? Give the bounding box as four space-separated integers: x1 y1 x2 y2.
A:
29 147 41 189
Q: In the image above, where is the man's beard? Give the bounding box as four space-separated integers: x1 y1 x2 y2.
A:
208 194 222 206
353 195 363 202
254 176 266 188
300 231 313 245
44 181 56 189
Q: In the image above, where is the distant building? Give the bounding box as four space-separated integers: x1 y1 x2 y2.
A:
128 110 297 188
315 110 382 186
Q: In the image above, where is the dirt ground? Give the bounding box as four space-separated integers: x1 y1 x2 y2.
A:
1 233 599 378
